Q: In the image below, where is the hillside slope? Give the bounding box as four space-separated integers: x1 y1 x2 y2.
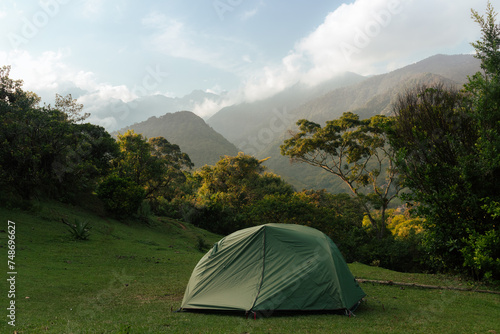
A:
1 202 498 333
0 200 220 332
207 72 365 146
115 111 239 167
240 55 481 192
209 54 479 148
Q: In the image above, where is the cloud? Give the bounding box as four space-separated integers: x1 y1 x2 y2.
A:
236 0 484 102
192 97 234 119
141 10 168 28
0 49 72 95
142 11 262 77
1 49 135 101
240 8 258 21
0 49 139 129
205 85 226 95
1 1 488 130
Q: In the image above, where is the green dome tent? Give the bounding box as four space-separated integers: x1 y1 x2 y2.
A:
180 224 365 315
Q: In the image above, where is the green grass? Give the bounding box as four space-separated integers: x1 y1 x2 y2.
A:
0 201 499 333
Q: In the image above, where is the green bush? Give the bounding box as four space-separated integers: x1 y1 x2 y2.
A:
196 236 211 252
153 196 189 220
243 193 316 226
137 201 154 224
461 228 500 280
96 175 145 217
348 229 425 273
181 201 249 235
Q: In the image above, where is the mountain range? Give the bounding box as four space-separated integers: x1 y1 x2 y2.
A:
115 54 481 192
89 90 225 131
114 111 238 167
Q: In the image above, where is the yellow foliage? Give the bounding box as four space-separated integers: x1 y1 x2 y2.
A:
362 215 372 229
387 213 425 238
363 207 425 238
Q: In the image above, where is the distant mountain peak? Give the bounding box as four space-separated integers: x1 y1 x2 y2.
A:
115 110 238 167
180 90 220 101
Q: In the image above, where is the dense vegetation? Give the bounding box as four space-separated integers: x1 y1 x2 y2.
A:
1 4 499 283
0 68 119 202
388 4 500 280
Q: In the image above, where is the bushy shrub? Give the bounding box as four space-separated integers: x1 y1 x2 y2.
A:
461 228 500 280
152 197 185 219
96 175 145 217
348 228 425 272
181 200 249 235
137 200 154 224
387 213 424 238
196 236 211 252
243 193 316 226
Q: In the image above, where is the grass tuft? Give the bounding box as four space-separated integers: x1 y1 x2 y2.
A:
62 218 92 240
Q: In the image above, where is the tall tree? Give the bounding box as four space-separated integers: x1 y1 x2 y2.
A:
388 2 500 278
465 1 500 208
148 136 193 200
281 112 401 238
113 130 193 200
389 84 480 272
54 93 89 123
186 153 294 234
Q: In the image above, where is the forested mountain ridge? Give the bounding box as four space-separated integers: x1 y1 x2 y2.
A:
213 54 481 192
115 111 239 167
209 54 480 148
207 72 365 144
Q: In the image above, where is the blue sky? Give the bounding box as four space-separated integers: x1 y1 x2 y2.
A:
0 0 496 128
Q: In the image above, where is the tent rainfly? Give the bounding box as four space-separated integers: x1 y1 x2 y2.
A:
180 224 366 315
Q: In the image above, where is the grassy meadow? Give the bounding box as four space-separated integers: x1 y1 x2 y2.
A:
0 201 499 333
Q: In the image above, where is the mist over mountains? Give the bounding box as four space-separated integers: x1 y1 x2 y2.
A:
86 89 226 131
115 54 481 192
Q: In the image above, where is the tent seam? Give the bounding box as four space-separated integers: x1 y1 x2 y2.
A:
249 226 266 312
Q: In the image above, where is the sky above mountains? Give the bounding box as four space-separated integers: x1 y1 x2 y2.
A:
0 0 496 129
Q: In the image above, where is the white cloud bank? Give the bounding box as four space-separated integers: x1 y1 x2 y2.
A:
0 49 135 102
239 0 484 102
0 49 139 129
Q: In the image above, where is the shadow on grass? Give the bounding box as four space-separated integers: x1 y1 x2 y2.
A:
177 307 362 319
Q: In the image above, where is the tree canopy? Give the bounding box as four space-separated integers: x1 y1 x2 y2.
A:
281 112 401 238
0 65 118 201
